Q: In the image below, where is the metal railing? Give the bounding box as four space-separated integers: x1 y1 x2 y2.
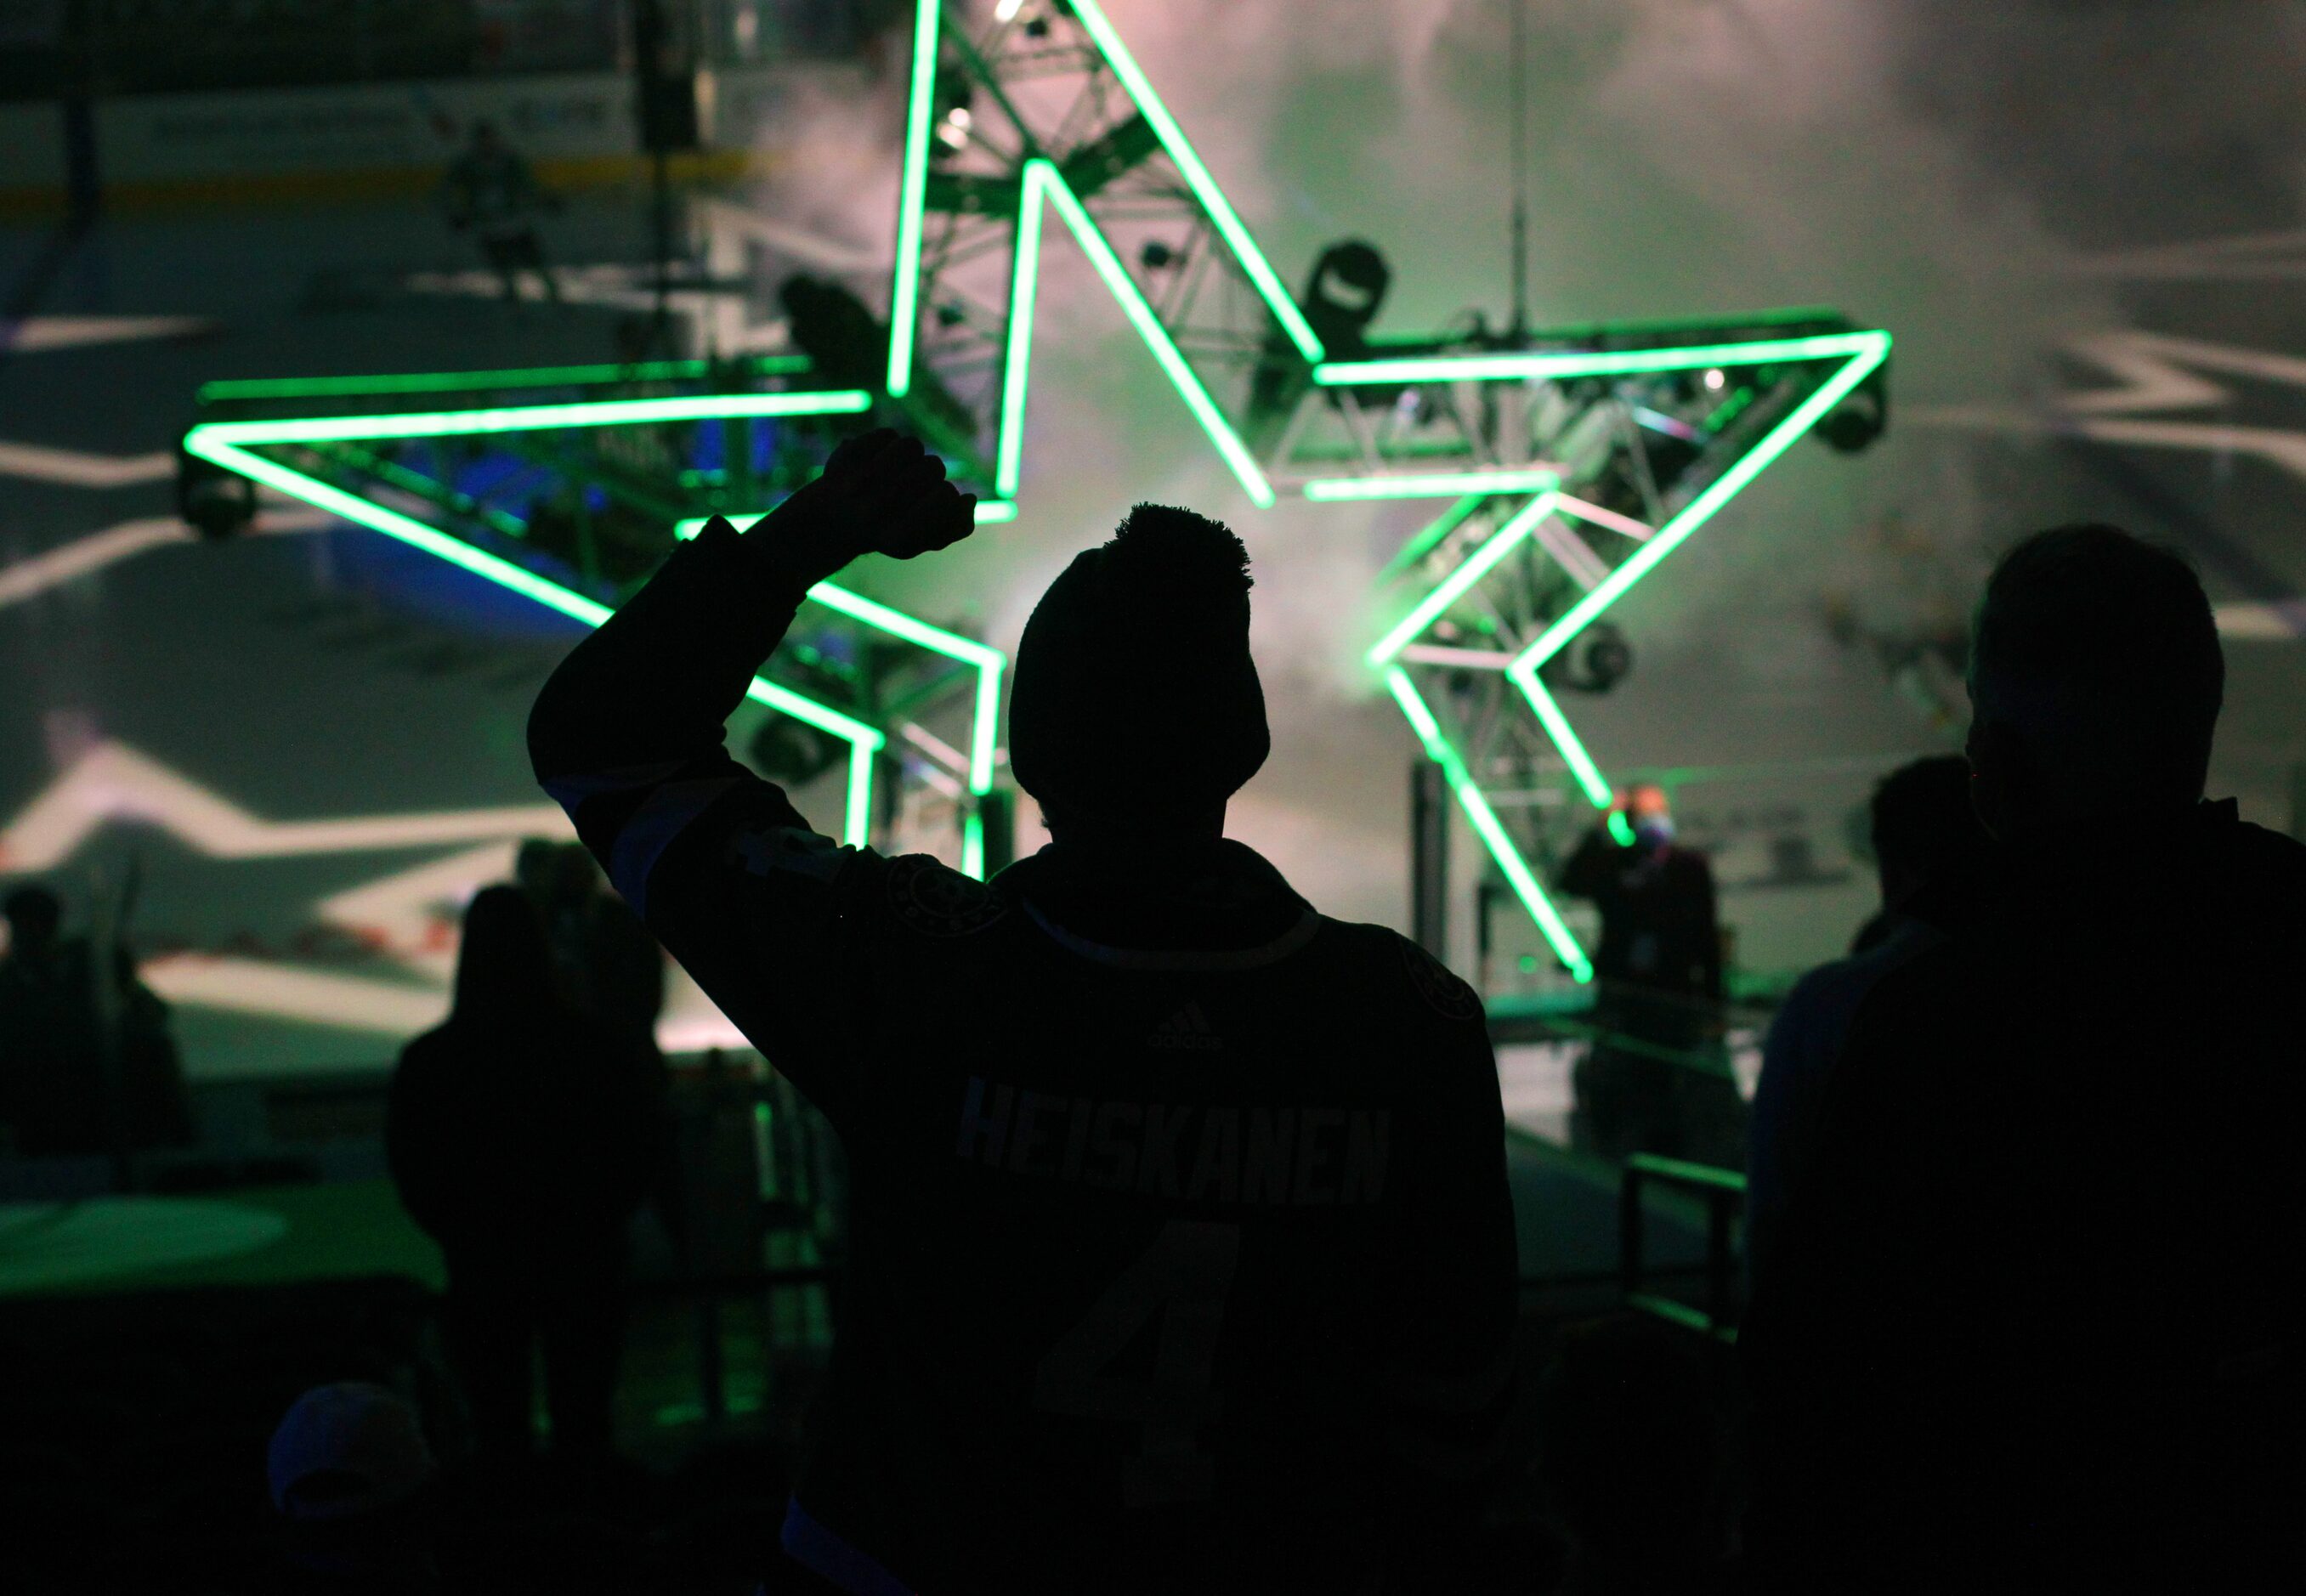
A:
1620 1152 1745 1342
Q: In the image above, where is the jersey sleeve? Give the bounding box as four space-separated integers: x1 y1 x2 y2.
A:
525 518 931 1123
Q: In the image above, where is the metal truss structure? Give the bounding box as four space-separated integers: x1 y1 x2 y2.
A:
183 359 1006 874
184 0 1891 970
895 0 1890 979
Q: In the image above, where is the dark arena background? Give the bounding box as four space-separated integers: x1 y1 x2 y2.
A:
3 2 2304 1588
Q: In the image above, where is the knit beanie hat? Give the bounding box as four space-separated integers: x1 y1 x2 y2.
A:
1007 504 1268 818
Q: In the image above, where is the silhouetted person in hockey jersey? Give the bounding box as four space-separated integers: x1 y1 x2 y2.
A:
1742 525 2306 1590
388 886 660 1469
1745 755 1987 1282
528 432 1516 1595
1555 785 1727 1162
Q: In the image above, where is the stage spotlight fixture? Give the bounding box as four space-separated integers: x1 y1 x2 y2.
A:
1703 367 1725 390
176 442 257 540
1816 360 1890 453
1551 620 1634 694
1302 240 1391 363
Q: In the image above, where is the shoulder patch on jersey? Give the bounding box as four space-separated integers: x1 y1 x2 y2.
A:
1397 937 1484 1022
885 853 1009 938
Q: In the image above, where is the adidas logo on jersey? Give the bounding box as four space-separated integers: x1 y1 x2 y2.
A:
1148 1000 1223 1051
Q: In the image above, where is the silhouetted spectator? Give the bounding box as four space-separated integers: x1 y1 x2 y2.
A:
1744 755 1986 1280
387 887 660 1470
439 121 560 306
529 433 1519 1594
0 881 187 1157
1555 785 1731 1163
264 1382 440 1593
1537 1315 1730 1594
516 839 667 1061
1743 525 2306 1588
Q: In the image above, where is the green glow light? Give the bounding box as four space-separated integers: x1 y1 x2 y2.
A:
184 428 882 847
1366 490 1559 670
844 739 875 848
1385 667 1591 984
1607 811 1636 847
1032 162 1275 507
1383 494 1487 579
197 356 810 403
995 164 1046 499
1066 0 1324 365
1304 468 1560 502
962 807 986 879
198 390 873 448
886 0 943 399
675 499 1016 540
1516 671 1614 810
1312 330 1888 387
1509 331 1890 677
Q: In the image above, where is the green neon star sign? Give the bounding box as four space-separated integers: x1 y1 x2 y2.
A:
188 1 1892 976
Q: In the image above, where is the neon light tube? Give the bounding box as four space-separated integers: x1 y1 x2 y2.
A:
1313 330 1886 387
995 166 1046 498
676 498 1015 540
1366 490 1557 669
844 739 876 847
1510 331 1890 675
1032 163 1276 507
1516 671 1613 810
1304 467 1561 502
962 807 986 879
197 356 809 402
1607 811 1636 847
1385 667 1591 983
887 0 943 398
198 389 873 447
1067 0 1324 365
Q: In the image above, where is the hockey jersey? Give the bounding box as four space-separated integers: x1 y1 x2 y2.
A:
530 520 1516 1594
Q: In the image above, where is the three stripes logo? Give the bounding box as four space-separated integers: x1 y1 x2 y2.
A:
1148 999 1224 1052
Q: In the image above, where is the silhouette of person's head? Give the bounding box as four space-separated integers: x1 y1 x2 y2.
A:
549 842 603 912
1967 524 2222 839
453 885 560 1028
1008 505 1266 843
3 883 63 956
1869 754 1988 910
1623 782 1673 851
513 837 561 905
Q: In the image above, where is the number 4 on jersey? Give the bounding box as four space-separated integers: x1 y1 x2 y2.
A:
1033 1220 1242 1508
